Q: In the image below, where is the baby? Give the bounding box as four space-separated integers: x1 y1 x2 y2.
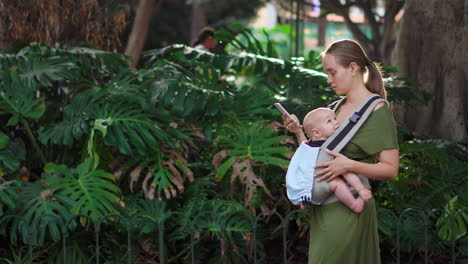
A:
287 107 372 213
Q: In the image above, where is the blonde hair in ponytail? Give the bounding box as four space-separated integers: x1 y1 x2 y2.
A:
323 39 387 99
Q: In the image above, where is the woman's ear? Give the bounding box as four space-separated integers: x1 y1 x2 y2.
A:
349 62 359 75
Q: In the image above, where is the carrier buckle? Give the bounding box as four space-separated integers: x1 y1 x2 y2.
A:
349 112 361 123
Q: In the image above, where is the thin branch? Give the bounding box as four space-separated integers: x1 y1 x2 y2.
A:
356 0 381 45
321 0 371 51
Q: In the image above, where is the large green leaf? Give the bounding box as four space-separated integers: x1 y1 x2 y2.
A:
0 142 26 174
93 96 170 155
1 182 74 246
38 90 106 146
17 56 78 87
436 196 468 241
0 131 10 149
216 122 290 171
0 68 45 121
44 159 122 222
0 180 19 217
124 196 170 234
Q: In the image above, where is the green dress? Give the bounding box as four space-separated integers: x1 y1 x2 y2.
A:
307 103 399 264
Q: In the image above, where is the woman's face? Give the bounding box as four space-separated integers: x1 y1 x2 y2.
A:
322 54 353 95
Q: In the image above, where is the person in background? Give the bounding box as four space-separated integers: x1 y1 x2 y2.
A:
191 27 217 51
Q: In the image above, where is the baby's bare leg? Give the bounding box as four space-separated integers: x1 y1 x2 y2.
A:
329 179 364 213
342 172 372 201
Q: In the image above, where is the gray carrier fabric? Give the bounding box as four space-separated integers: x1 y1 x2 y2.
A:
309 94 386 205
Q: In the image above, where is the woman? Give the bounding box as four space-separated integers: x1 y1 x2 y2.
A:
283 39 399 263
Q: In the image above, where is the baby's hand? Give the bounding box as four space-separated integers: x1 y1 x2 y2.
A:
282 114 302 133
358 189 372 202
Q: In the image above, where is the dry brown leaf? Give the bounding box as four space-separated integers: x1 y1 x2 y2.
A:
185 170 194 182
40 189 53 200
245 232 254 262
212 150 229 168
270 121 284 131
129 165 144 193
164 162 184 192
184 136 199 152
169 186 177 198
161 146 194 193
116 199 125 208
220 239 226 257
187 123 206 139
142 171 153 200
280 135 297 146
231 159 273 207
113 167 126 181
163 187 171 199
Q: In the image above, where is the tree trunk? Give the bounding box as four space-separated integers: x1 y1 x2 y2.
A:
392 0 467 141
380 16 396 65
125 0 156 68
317 14 327 47
190 5 207 42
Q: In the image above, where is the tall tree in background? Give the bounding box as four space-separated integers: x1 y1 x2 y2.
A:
188 0 208 41
392 0 467 141
145 0 264 49
125 0 161 67
319 0 404 64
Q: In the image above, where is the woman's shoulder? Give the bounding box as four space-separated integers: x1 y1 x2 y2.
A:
371 101 394 118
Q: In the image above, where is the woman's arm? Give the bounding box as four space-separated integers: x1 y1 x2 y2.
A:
282 114 307 144
315 148 399 181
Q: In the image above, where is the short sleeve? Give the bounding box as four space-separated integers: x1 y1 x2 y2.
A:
342 104 399 162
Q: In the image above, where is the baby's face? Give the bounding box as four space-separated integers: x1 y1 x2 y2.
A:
309 109 339 139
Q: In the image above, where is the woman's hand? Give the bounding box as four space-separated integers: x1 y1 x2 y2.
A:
282 114 302 133
314 150 355 182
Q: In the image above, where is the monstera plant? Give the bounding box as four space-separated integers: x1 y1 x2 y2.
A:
0 25 334 261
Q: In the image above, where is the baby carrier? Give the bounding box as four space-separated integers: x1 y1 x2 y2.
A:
286 94 386 206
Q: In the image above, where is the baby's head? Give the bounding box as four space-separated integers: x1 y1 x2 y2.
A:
303 107 339 141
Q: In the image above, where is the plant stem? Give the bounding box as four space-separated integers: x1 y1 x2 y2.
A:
20 117 47 165
168 242 197 264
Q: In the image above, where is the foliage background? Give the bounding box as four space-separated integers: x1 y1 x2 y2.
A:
0 22 466 263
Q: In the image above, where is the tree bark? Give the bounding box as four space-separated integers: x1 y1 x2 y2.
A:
317 14 327 47
392 0 467 141
380 0 404 65
190 4 207 42
125 0 156 68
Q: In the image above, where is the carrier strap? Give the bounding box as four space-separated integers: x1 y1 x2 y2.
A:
322 94 386 153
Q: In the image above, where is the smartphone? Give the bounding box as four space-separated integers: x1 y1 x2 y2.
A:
274 102 292 118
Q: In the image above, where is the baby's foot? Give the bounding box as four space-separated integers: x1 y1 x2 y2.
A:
358 188 372 202
349 198 365 213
